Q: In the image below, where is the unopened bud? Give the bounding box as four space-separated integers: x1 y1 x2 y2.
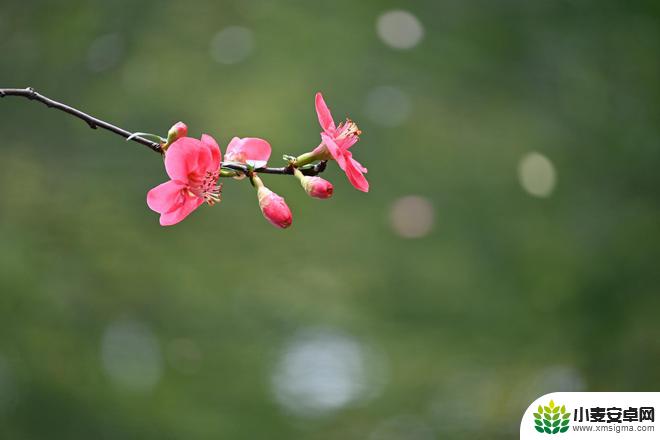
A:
166 121 188 145
303 176 333 199
294 168 333 199
257 184 292 229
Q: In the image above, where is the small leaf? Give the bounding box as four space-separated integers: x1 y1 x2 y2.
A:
563 413 570 419
534 413 541 419
544 406 552 413
544 419 551 427
553 406 560 413
544 413 552 421
552 427 560 434
535 419 543 426
535 426 544 433
553 413 559 420
544 427 551 434
553 420 560 427
549 400 555 408
561 405 566 414
562 419 569 426
538 405 543 414
560 426 569 433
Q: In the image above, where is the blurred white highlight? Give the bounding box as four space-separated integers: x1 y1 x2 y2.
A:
101 318 162 391
377 10 424 50
271 328 384 418
518 152 557 198
389 196 434 238
365 86 412 127
210 26 254 64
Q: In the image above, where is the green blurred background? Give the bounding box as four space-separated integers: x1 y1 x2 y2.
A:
1 0 659 438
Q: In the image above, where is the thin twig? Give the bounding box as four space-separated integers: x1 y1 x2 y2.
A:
0 87 163 153
0 87 327 176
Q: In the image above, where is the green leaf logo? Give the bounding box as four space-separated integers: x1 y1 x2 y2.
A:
533 399 570 434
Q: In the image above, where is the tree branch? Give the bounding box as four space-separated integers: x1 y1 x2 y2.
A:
0 87 163 153
0 87 327 176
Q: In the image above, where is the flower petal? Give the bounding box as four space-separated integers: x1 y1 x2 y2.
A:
345 159 370 192
225 137 271 163
165 137 204 181
159 194 204 226
315 92 335 133
349 156 368 174
147 180 186 214
200 134 222 170
320 133 346 169
225 137 243 162
193 139 213 176
337 134 359 150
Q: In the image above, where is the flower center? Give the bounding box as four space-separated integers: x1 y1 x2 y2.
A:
336 118 362 139
188 170 222 205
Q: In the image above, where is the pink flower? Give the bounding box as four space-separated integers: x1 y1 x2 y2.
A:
147 135 222 226
312 92 369 192
257 186 293 229
225 136 271 166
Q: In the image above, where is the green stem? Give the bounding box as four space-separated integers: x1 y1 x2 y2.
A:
293 168 305 182
251 174 265 190
219 169 239 178
294 150 329 167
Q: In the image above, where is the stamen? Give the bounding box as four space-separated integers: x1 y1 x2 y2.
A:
201 170 222 205
337 118 362 139
188 170 222 206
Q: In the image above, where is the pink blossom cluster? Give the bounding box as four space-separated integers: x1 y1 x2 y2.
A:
147 93 368 228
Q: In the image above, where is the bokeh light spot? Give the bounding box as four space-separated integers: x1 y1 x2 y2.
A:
518 152 557 198
87 33 123 73
101 318 162 391
365 86 412 127
389 196 434 238
271 328 382 418
376 10 424 50
210 26 254 65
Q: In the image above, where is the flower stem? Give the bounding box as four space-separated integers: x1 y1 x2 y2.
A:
293 168 305 182
294 150 328 167
219 169 239 178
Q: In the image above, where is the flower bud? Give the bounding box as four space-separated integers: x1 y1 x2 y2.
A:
294 168 333 199
257 186 292 229
302 176 334 199
167 121 188 144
